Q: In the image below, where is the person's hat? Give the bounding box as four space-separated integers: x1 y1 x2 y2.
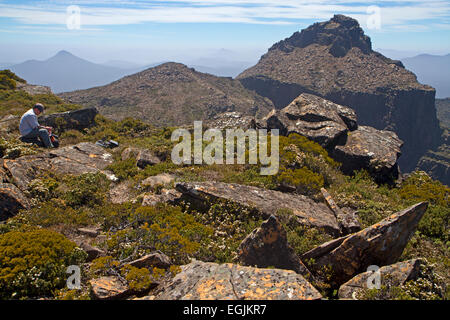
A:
34 103 44 112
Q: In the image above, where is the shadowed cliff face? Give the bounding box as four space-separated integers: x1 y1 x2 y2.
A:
237 14 442 173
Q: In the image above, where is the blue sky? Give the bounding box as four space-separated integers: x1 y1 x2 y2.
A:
0 0 449 64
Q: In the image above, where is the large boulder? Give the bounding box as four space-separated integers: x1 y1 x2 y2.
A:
237 215 311 279
301 202 428 286
264 93 356 150
332 125 403 183
155 260 322 300
40 107 98 131
175 181 341 236
338 258 424 299
0 183 29 221
121 147 161 169
3 142 116 191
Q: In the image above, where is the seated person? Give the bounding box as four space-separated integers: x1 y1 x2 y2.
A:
19 103 54 148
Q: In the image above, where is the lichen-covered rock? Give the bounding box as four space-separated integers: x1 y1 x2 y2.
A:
39 107 98 131
3 142 115 191
155 260 322 300
0 183 29 221
121 147 161 169
338 259 424 299
332 125 403 183
90 276 131 300
175 181 340 236
301 202 428 286
237 215 311 279
126 251 172 270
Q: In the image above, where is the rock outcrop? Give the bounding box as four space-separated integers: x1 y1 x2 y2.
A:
0 183 29 221
39 107 98 131
121 147 161 169
237 215 311 278
126 252 172 270
2 142 116 191
261 93 403 183
175 181 341 236
89 276 130 300
155 260 322 300
301 202 428 286
237 14 442 173
332 126 403 183
338 259 424 299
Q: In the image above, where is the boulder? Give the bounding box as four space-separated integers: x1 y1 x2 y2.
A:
332 125 403 183
77 226 101 238
338 259 424 299
0 183 29 221
121 147 161 169
237 215 312 279
301 202 428 286
155 260 322 300
264 93 356 150
175 181 341 236
3 142 116 191
141 173 175 188
141 189 181 207
90 276 131 300
39 107 98 131
79 241 105 262
126 251 172 270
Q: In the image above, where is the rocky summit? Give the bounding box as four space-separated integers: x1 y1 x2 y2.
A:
59 62 274 127
238 14 442 174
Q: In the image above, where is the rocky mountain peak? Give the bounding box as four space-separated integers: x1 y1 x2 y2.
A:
268 14 371 57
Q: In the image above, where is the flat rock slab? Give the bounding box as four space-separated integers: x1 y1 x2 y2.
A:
0 183 29 221
90 276 130 300
301 202 428 286
338 259 424 299
155 260 322 300
3 142 115 191
237 215 312 279
332 126 403 183
175 181 340 236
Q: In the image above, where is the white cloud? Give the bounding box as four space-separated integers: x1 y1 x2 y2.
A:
0 0 448 31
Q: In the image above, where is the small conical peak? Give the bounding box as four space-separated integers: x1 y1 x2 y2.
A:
269 14 372 57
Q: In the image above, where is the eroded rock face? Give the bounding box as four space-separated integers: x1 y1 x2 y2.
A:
39 107 98 131
338 259 424 299
0 183 29 221
155 260 322 300
206 111 257 130
301 202 428 286
3 142 115 191
332 126 403 183
175 181 341 236
237 215 311 279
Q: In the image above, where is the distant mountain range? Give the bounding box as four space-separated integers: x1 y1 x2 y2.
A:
401 54 450 98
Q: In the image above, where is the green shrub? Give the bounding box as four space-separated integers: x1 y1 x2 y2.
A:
0 229 86 299
62 172 110 207
276 167 324 196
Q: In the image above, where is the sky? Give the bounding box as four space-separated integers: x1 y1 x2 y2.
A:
0 0 449 65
